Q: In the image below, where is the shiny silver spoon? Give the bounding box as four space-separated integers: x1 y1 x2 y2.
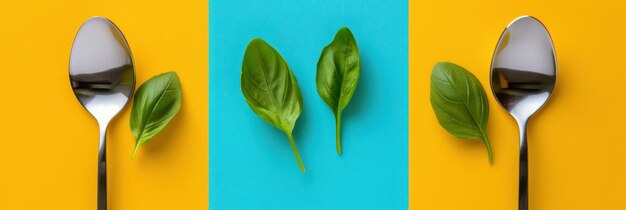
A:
490 16 556 210
69 17 135 210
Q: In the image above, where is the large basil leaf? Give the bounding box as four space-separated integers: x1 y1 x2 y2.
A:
241 38 305 172
316 27 360 155
430 62 492 163
130 71 182 159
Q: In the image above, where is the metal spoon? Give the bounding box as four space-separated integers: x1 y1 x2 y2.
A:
69 17 135 210
490 16 556 210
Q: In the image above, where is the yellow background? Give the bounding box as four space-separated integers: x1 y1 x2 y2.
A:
0 1 207 209
410 0 626 209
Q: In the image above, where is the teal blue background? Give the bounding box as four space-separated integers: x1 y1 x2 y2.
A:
209 0 408 209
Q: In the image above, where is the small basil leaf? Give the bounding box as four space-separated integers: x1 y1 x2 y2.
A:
130 71 182 159
241 38 305 172
430 62 492 163
316 27 360 155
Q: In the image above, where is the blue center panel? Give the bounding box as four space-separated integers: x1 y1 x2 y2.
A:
210 0 408 209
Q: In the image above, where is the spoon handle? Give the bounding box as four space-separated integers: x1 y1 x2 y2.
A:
518 121 528 210
98 125 107 210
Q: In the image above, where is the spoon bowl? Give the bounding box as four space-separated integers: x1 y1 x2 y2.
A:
490 16 556 210
69 17 135 210
491 16 556 120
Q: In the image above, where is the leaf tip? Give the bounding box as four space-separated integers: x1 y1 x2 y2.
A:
248 37 267 47
164 71 178 78
485 139 493 164
336 27 355 39
433 61 453 72
336 139 343 155
131 143 141 160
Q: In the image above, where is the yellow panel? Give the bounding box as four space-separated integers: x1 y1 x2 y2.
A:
410 0 626 209
0 1 207 209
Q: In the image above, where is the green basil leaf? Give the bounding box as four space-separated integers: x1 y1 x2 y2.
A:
430 62 492 163
130 71 182 159
316 27 360 155
241 38 305 172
